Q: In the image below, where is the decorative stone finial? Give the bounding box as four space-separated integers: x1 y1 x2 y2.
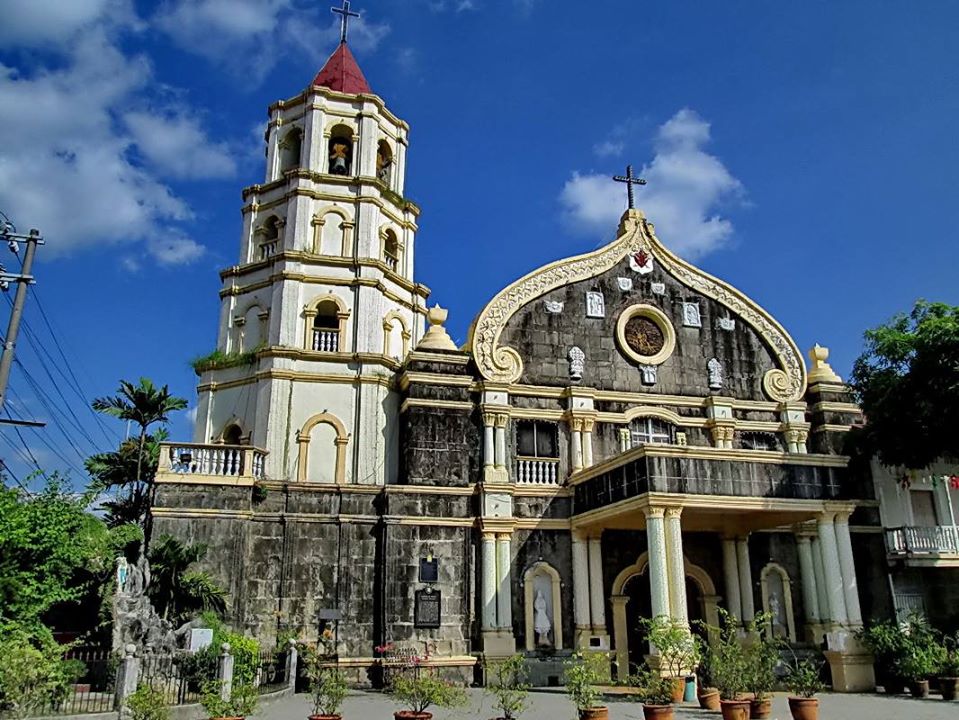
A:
807 344 842 384
416 304 459 352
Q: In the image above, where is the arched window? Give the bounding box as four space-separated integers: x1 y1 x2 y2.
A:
241 304 266 352
256 216 281 260
383 229 399 272
297 413 348 484
222 424 243 445
629 417 673 446
327 125 353 175
376 140 393 185
311 300 340 352
278 127 302 173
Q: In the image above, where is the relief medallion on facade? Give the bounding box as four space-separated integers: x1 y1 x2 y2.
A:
615 304 676 366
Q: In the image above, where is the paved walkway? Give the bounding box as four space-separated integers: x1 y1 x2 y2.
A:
263 688 958 720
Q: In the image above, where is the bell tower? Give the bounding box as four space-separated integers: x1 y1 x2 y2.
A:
193 34 428 486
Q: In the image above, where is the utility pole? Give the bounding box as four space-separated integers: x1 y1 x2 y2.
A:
0 221 43 411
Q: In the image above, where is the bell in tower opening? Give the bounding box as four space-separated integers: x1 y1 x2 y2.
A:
328 127 353 175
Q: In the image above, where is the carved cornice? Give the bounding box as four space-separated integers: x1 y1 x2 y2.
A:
468 209 806 401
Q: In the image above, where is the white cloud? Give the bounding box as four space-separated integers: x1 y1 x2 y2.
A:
147 233 206 265
155 0 389 81
559 108 744 259
0 7 227 263
0 0 133 46
125 110 236 179
593 140 624 158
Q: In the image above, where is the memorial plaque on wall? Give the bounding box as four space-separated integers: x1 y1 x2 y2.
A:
414 588 441 629
419 557 438 584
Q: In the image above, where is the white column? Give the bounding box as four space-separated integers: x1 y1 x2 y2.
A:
588 534 606 630
494 415 507 470
571 419 583 472
721 537 742 621
645 507 670 619
582 419 594 468
736 536 755 622
572 531 591 631
817 513 848 625
796 534 820 623
665 508 688 625
481 532 497 631
810 537 830 623
495 533 512 630
834 512 863 626
482 414 495 469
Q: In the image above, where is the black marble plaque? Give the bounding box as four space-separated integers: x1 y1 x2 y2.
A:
419 557 438 584
414 588 441 629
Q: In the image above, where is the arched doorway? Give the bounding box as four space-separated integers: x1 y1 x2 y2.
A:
611 552 719 680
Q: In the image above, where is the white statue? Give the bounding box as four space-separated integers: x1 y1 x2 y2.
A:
568 346 585 381
708 358 723 390
585 291 605 318
682 302 702 328
533 589 552 646
639 364 657 386
116 556 129 591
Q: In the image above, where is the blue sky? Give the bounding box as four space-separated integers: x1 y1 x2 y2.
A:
0 0 957 487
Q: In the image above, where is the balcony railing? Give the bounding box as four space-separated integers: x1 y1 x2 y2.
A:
258 241 278 260
384 254 398 272
516 457 560 486
885 525 959 555
156 442 267 485
312 329 340 352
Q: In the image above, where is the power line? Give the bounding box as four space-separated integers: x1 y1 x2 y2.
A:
0 457 33 495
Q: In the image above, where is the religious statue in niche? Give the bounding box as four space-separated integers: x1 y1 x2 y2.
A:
585 291 605 318
708 358 724 390
682 302 702 328
766 571 789 639
625 315 666 357
328 138 351 175
532 573 554 648
376 147 393 184
568 346 585 381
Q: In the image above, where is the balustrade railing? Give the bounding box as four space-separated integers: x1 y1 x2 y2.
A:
258 241 278 260
885 525 959 555
384 255 398 272
515 457 560 486
157 442 268 482
312 329 340 352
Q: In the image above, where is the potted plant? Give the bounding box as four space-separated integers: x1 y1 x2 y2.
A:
126 684 170 720
631 668 675 720
388 667 468 720
306 664 349 720
201 682 258 720
784 658 824 720
743 614 782 719
695 644 720 710
939 632 959 701
485 655 530 720
704 611 750 720
564 652 609 720
640 616 700 703
856 620 908 693
899 614 941 698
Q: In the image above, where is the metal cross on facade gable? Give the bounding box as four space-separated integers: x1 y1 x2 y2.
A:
332 0 360 44
613 165 648 210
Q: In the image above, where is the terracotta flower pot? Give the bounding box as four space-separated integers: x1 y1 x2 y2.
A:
750 697 771 718
698 688 721 710
909 679 930 698
579 708 609 720
719 699 751 720
309 715 342 720
642 705 675 720
669 677 685 703
787 697 819 720
394 713 432 720
940 676 959 701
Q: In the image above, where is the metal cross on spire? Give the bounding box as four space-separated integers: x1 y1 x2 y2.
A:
332 0 360 44
613 165 647 210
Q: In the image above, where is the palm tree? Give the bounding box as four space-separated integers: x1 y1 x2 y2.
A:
147 535 227 623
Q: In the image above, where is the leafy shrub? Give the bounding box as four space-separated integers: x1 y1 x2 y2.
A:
389 670 467 714
180 616 260 689
201 682 258 719
640 615 701 679
630 667 674 706
303 645 348 717
701 610 750 700
564 652 605 712
941 633 959 677
190 348 261 376
485 654 529 720
0 631 77 718
784 658 824 698
126 684 170 720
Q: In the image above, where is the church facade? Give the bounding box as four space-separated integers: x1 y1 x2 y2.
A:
151 40 891 689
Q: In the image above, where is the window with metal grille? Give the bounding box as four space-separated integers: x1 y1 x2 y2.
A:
629 417 672 446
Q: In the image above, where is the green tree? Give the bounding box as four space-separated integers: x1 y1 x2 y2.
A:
85 430 166 527
0 476 139 640
91 378 187 531
850 300 959 469
147 535 226 624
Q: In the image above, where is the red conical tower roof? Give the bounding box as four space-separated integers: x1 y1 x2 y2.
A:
312 42 371 95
